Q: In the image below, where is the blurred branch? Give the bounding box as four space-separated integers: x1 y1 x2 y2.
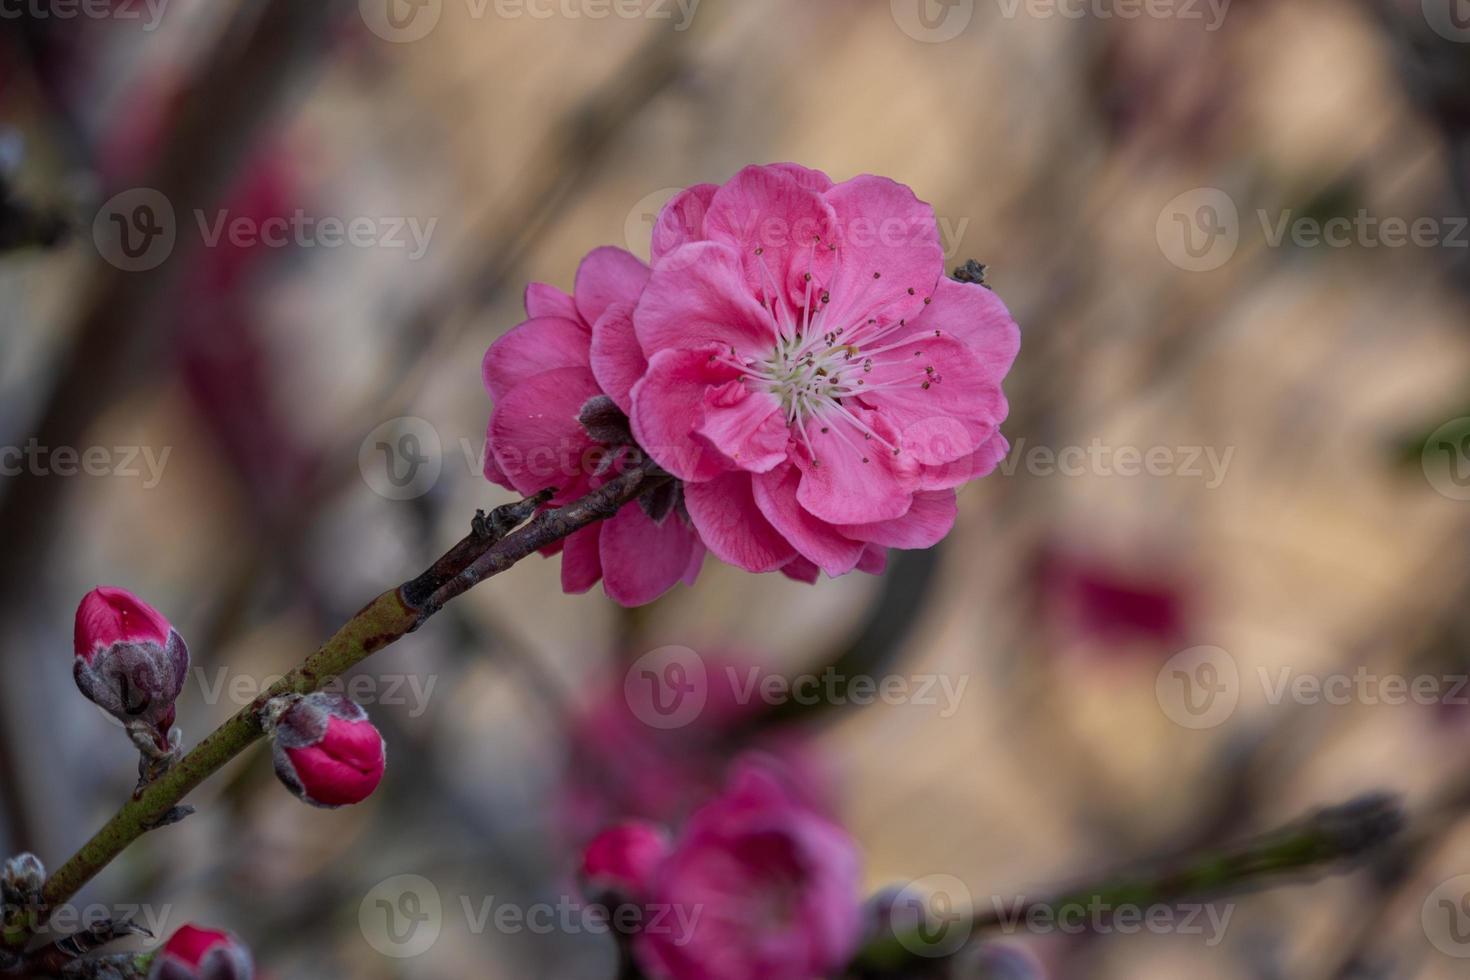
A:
2 463 668 954
852 793 1404 975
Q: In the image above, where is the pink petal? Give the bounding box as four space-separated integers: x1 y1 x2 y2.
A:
792 408 916 525
651 183 718 265
561 524 604 594
695 380 789 473
482 316 591 403
780 556 820 584
839 490 957 549
684 471 798 573
634 241 781 358
770 162 834 194
752 465 865 577
911 277 1021 380
482 419 514 490
857 546 888 575
524 281 580 321
916 432 1011 491
822 175 944 335
862 333 1007 455
703 164 839 311
589 301 647 414
574 246 650 328
629 347 741 482
489 366 602 501
600 506 701 607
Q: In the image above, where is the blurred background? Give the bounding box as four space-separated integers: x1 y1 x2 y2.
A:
3 0 1470 976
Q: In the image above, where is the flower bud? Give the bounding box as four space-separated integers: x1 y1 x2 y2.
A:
580 821 672 905
267 692 386 808
73 587 189 750
149 924 253 980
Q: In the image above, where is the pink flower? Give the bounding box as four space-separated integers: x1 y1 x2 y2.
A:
581 821 673 902
626 164 1019 581
630 757 863 980
267 692 386 808
149 924 253 980
482 247 705 606
72 586 189 748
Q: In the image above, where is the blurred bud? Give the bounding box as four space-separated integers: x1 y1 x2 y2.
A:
72 587 189 751
148 924 253 980
580 821 672 905
266 692 386 808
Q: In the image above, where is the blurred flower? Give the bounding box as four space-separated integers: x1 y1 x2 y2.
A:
630 756 863 980
72 586 189 750
561 653 831 844
266 692 386 808
628 163 1019 583
580 820 673 904
148 924 253 980
483 248 705 605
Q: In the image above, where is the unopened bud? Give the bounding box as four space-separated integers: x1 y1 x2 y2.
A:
72 587 188 751
148 924 252 980
266 693 386 808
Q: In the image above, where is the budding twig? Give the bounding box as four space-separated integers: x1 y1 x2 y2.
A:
4 464 668 954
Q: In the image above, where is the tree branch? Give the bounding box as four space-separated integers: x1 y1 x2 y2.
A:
2 460 670 953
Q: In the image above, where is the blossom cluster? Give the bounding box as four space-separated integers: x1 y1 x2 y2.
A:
482 163 1020 605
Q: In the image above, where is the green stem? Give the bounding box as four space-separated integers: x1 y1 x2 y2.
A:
4 461 668 954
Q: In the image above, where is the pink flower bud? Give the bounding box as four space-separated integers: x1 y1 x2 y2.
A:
73 587 189 748
148 924 253 980
580 821 672 903
267 692 386 808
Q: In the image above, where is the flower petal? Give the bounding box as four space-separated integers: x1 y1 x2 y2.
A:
822 175 944 335
911 276 1021 380
634 241 781 358
489 366 602 501
793 407 916 525
651 183 718 265
704 164 839 311
839 490 956 549
916 432 1011 491
863 333 1007 455
752 465 865 577
857 545 888 575
629 347 741 482
684 471 798 573
600 506 701 607
482 316 591 403
589 301 647 414
575 246 651 327
780 556 821 584
695 380 789 473
561 524 604 594
524 281 580 321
